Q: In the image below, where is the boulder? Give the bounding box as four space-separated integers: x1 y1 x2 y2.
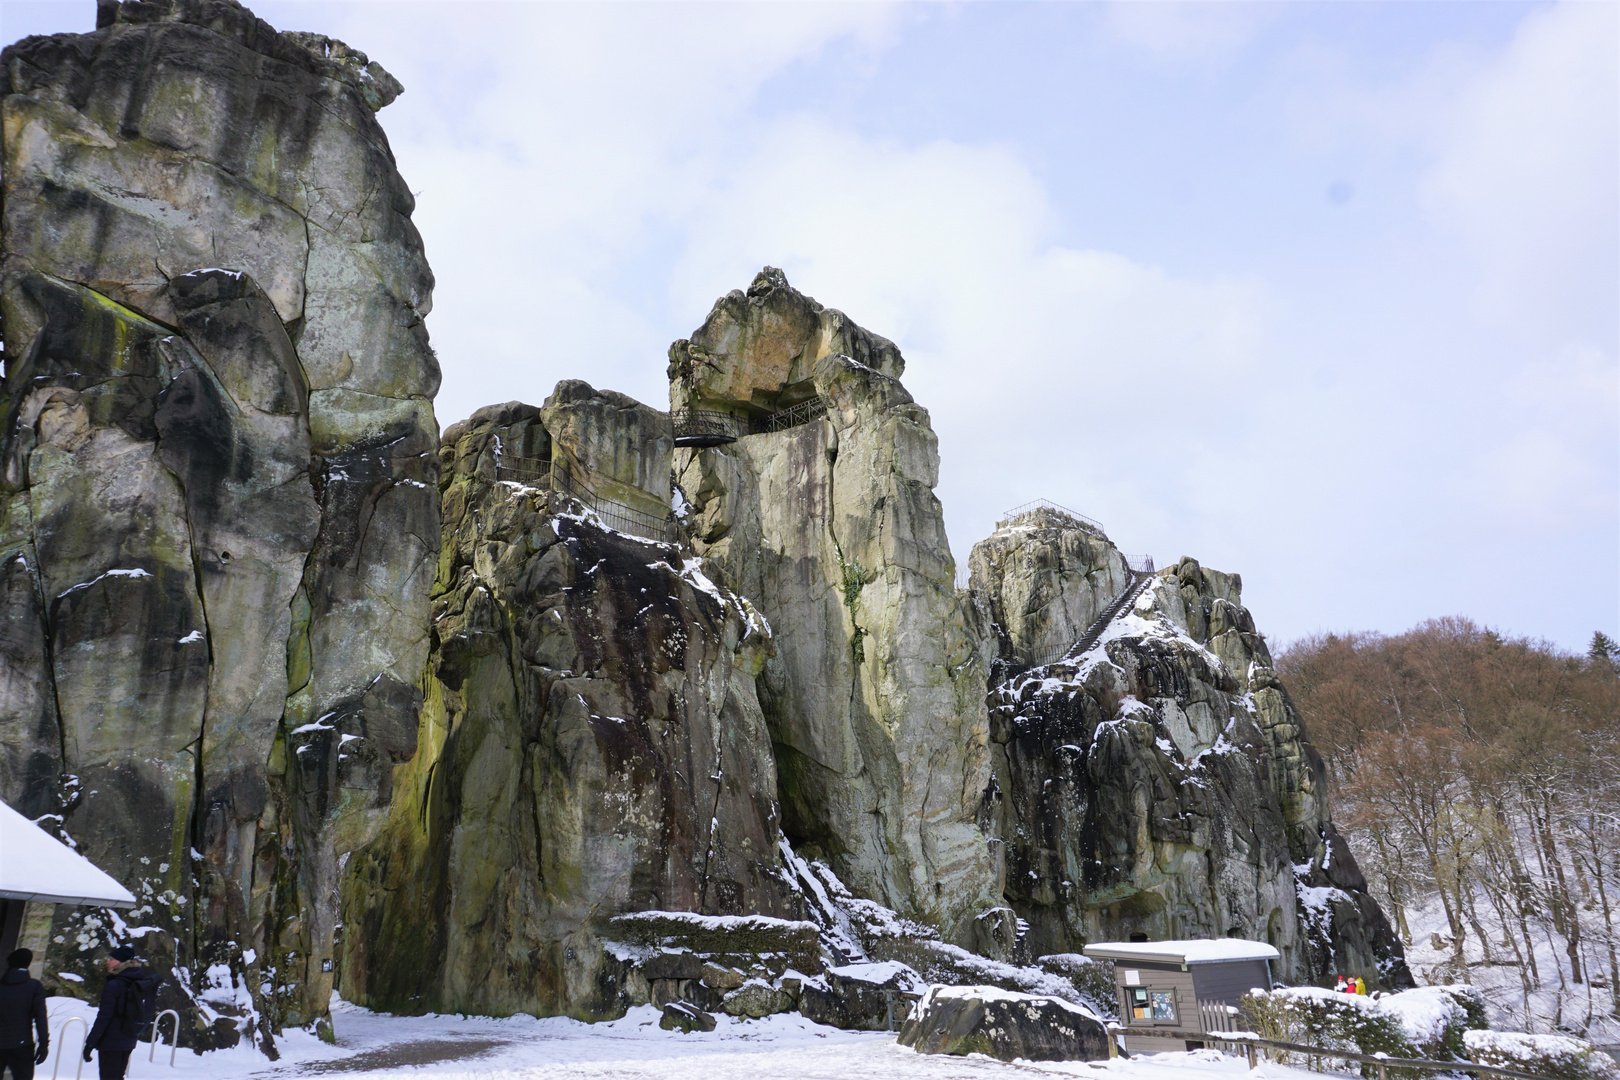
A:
659 1002 717 1033
799 961 925 1031
897 985 1109 1062
722 980 794 1018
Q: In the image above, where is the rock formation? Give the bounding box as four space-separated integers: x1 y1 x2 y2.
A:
670 269 1003 946
0 0 1410 1051
339 394 796 1019
970 509 1411 988
1 0 436 1047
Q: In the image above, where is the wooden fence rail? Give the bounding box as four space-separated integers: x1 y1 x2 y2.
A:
1115 1028 1565 1080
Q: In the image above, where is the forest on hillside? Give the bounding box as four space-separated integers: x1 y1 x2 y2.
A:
1280 622 1620 1039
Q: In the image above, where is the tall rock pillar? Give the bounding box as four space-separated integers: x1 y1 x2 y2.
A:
0 0 438 1046
672 269 1002 943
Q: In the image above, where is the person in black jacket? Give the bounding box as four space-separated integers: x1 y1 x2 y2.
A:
0 949 48 1080
82 947 157 1080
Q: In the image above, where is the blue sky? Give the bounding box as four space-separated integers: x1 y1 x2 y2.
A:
3 1 1615 651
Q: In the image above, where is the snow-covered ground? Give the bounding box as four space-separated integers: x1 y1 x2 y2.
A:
1395 890 1617 1043
41 994 1333 1080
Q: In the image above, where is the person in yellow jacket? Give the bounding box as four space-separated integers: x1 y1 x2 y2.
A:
1355 976 1368 995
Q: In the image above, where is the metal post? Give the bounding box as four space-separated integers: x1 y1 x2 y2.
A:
885 991 894 1032
50 1017 86 1080
150 1009 180 1066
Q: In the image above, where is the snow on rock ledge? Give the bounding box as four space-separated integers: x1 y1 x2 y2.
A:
898 984 1110 1062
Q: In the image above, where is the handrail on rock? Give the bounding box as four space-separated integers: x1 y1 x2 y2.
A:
672 410 744 447
997 559 1157 678
492 453 676 544
999 499 1105 535
753 397 826 434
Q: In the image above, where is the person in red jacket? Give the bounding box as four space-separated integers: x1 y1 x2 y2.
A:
0 949 48 1080
82 947 158 1080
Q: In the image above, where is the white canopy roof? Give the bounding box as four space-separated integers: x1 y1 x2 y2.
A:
0 800 136 908
1084 939 1280 965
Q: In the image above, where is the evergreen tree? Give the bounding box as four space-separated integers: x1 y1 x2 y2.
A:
1590 630 1618 668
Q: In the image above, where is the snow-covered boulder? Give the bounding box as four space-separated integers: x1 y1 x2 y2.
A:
897 985 1110 1062
659 1002 717 1033
799 961 925 1031
1465 1030 1620 1080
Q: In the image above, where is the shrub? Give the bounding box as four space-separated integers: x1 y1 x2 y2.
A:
1238 985 1486 1074
1464 1031 1620 1080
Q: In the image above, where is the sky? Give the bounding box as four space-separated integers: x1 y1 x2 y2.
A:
2 0 1616 652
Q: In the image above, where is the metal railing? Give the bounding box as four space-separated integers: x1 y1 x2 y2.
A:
754 397 826 434
673 410 745 447
50 1016 86 1080
494 455 551 486
1001 562 1157 674
1000 499 1105 535
491 453 676 544
1128 1027 1564 1080
150 1008 180 1066
673 398 830 448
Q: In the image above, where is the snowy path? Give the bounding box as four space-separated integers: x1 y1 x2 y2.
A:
43 996 1331 1080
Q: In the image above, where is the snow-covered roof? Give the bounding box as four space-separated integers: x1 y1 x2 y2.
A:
1083 939 1279 965
0 801 136 908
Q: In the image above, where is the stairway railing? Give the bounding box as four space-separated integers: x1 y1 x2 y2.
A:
1000 559 1158 676
753 397 826 434
491 453 676 544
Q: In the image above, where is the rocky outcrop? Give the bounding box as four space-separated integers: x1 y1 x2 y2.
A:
0 0 436 1047
1 0 1414 1042
898 985 1110 1062
671 269 1002 945
969 505 1131 668
338 397 796 1019
972 513 1411 988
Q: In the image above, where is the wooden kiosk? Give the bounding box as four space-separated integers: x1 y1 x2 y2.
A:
1083 939 1279 1054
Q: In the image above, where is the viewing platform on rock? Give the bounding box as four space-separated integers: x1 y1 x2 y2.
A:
998 499 1106 536
672 398 829 447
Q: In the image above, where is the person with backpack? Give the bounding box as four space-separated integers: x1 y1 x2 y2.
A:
82 946 158 1080
0 949 48 1080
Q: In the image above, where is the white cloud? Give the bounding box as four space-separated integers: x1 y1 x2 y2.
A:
288 1 906 424
1103 0 1279 61
1420 1 1619 346
673 117 1277 556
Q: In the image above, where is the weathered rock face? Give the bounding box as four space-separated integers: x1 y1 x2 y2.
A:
668 266 903 418
969 505 1131 667
898 985 1110 1062
972 514 1410 988
0 0 437 1046
339 397 797 1019
672 269 1002 944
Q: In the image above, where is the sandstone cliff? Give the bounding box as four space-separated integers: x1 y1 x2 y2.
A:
340 394 798 1019
0 0 436 1047
671 269 1004 946
971 509 1411 988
